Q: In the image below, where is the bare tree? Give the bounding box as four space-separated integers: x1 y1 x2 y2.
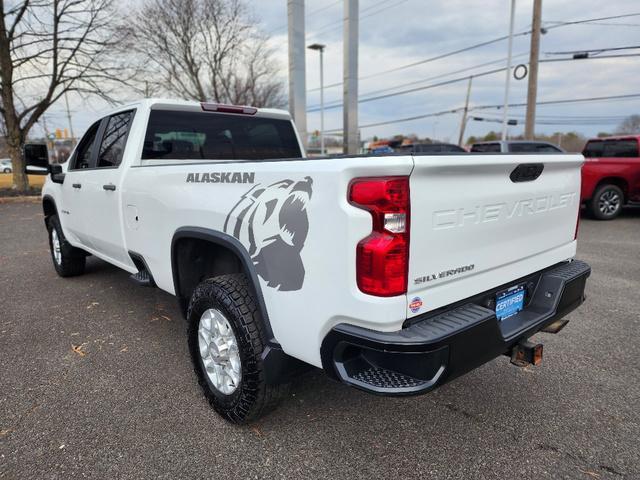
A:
616 114 640 135
0 0 129 191
124 0 286 108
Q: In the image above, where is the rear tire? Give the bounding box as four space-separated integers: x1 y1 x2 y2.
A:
588 184 624 220
187 273 288 424
2 168 10 173
47 215 86 277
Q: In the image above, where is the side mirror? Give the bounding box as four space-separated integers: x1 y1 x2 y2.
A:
23 143 49 175
49 164 65 184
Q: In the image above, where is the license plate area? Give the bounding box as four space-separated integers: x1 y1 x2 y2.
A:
495 284 526 321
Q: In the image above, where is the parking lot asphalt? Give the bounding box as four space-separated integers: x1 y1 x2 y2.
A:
1 200 639 480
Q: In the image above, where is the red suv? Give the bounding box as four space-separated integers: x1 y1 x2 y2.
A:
581 136 640 219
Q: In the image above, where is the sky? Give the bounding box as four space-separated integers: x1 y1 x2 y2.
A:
35 0 640 144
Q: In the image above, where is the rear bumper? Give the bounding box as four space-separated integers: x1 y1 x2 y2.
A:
321 259 591 395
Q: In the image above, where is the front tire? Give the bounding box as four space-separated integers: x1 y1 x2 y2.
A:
187 274 287 424
2 168 10 173
47 215 86 277
588 184 624 220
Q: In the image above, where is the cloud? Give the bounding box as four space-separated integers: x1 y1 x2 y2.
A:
34 0 640 143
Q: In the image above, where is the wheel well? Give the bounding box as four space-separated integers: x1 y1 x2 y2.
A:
42 196 57 224
173 237 243 305
594 177 628 203
170 228 275 341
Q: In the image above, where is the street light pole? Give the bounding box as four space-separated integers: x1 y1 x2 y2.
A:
501 0 516 141
308 43 326 155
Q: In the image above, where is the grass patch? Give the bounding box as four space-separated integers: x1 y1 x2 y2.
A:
0 173 46 188
0 173 45 196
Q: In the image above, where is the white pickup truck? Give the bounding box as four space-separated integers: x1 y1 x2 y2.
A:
27 99 591 424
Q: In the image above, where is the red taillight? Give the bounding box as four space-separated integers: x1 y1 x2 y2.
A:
349 177 410 297
200 102 258 115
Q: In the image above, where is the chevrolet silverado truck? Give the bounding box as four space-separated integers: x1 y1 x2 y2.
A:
581 135 640 220
26 99 591 424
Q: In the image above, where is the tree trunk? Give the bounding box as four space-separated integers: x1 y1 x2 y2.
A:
7 129 28 192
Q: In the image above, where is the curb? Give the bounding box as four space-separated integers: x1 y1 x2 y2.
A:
0 196 41 204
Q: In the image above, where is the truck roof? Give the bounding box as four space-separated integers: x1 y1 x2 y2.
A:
585 135 640 142
106 98 293 121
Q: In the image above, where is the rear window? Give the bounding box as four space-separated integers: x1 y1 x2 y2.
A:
508 142 562 153
470 143 501 153
583 139 639 158
142 110 302 161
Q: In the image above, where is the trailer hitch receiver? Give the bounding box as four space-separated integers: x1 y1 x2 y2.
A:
510 340 543 367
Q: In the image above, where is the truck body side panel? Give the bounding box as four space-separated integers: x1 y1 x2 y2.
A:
121 157 413 367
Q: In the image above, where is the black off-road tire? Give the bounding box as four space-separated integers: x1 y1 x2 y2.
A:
187 273 288 424
588 184 624 220
47 214 86 277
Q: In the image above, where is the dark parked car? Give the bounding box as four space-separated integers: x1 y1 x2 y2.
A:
397 143 466 154
470 140 564 153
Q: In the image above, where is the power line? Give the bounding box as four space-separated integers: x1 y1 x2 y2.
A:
323 93 640 132
472 93 640 111
308 11 640 92
542 12 640 29
307 53 640 112
324 108 461 133
306 0 409 41
476 114 631 125
559 22 640 27
335 52 530 99
545 45 640 55
267 0 342 35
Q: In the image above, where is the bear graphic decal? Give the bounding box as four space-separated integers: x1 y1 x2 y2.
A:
224 177 313 291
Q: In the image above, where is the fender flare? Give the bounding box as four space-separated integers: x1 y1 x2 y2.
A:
42 194 58 226
170 226 276 342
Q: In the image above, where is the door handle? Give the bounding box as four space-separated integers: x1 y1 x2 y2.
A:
103 184 116 191
72 183 82 189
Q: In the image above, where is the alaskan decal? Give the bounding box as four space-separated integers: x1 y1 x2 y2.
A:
224 177 313 291
186 172 255 184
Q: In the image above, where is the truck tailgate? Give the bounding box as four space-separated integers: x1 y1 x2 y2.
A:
407 154 583 317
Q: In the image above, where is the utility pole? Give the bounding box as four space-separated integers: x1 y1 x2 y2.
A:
458 76 473 146
343 0 359 155
41 115 55 163
288 0 307 150
524 0 542 140
308 43 326 155
64 92 75 145
501 0 516 141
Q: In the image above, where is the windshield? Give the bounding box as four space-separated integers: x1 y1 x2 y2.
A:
142 110 303 161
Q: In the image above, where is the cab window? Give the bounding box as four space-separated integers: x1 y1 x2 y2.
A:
471 143 501 153
70 121 101 170
142 110 302 161
97 111 134 168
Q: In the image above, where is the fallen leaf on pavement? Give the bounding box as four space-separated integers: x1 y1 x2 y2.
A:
72 344 86 356
578 469 600 478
